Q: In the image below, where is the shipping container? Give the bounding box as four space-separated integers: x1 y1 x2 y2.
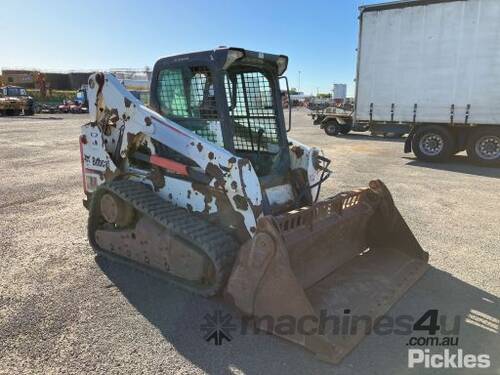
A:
321 0 500 165
355 0 500 127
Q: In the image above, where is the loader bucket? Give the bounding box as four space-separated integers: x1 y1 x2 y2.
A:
225 180 429 363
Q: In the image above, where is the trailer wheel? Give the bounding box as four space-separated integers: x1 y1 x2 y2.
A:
466 128 500 166
412 125 455 162
324 121 340 136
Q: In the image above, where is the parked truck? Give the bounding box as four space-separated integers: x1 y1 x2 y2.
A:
57 86 89 114
0 86 35 116
321 0 500 166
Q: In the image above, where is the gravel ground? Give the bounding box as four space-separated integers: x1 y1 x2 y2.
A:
0 111 498 374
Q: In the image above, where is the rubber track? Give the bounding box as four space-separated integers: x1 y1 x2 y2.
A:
88 179 240 297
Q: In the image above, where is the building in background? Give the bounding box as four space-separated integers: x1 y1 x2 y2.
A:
1 69 93 90
1 70 35 88
111 70 150 90
289 91 306 106
1 68 151 91
332 83 347 102
68 72 93 90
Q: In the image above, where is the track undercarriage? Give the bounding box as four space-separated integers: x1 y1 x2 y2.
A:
88 180 239 296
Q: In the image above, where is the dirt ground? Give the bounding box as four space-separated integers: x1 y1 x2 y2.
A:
1 111 499 374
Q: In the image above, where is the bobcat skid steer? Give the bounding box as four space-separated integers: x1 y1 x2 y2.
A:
80 47 428 363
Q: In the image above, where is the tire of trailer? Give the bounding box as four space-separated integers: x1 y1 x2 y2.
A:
466 127 500 166
324 120 340 136
412 125 455 162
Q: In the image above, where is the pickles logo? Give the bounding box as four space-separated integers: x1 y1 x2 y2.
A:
201 310 236 346
408 349 490 369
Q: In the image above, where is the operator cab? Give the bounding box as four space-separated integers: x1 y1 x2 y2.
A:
150 47 290 179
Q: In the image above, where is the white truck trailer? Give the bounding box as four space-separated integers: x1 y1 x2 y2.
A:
326 0 500 166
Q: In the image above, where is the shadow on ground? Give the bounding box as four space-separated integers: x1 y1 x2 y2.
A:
96 257 499 375
0 115 64 120
30 116 65 120
404 156 500 178
342 133 407 143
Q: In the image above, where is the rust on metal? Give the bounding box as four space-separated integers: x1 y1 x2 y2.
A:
99 193 134 227
291 145 304 158
233 195 249 211
95 216 209 281
148 167 166 191
205 162 226 190
226 180 429 364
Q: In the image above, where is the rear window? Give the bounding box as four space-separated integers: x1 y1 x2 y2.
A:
6 88 27 96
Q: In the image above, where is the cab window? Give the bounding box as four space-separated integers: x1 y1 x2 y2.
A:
224 70 280 153
6 87 27 96
157 66 223 146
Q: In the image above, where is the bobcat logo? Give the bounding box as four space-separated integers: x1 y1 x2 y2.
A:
83 154 109 170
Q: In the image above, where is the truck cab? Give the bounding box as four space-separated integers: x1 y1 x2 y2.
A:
0 86 35 116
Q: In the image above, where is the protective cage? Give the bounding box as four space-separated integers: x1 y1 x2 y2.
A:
155 65 283 153
156 66 222 145
224 71 280 153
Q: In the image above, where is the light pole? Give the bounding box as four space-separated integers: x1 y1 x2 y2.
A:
298 70 301 92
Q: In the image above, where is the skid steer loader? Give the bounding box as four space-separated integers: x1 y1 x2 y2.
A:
80 47 429 363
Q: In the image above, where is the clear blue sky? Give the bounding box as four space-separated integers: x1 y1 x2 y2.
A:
1 0 381 96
